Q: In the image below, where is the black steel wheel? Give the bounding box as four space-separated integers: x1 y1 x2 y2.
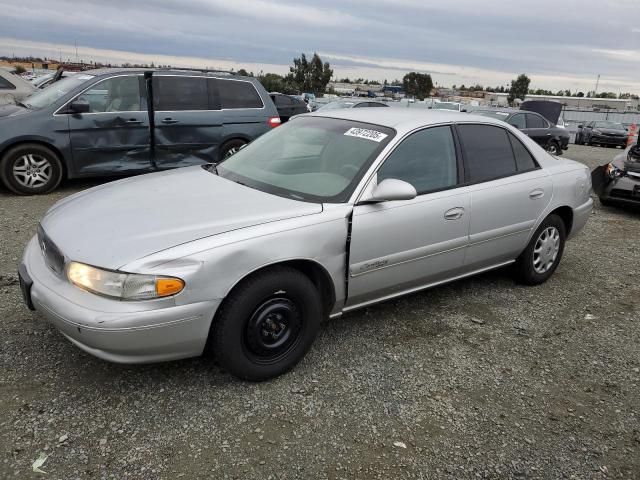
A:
210 266 322 381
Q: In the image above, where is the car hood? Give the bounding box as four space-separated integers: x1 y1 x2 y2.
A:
41 166 323 269
520 100 562 124
595 128 627 135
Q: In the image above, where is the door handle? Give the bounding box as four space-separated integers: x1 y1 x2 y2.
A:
161 118 179 124
444 207 465 220
529 189 545 199
125 119 143 124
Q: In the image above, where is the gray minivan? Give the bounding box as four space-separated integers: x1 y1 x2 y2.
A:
0 68 280 194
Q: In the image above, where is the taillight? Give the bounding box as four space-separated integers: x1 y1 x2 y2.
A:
267 116 281 128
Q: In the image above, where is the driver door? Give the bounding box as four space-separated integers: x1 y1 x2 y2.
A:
346 126 471 308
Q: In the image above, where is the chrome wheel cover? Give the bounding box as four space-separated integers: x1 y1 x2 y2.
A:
13 154 53 189
532 226 560 274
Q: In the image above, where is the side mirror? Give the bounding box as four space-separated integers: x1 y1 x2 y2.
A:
362 179 417 203
69 98 90 114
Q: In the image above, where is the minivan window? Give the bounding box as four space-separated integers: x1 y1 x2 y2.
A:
458 124 517 182
154 76 209 111
218 80 263 109
508 133 537 172
378 126 457 194
78 76 141 113
26 74 95 110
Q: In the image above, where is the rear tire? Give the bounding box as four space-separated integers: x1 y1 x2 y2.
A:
219 139 248 162
1 143 63 195
210 266 322 381
514 214 566 285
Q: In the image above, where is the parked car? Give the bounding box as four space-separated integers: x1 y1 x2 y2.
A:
269 93 308 122
575 121 628 148
474 109 569 155
0 68 280 194
432 101 462 112
19 109 593 380
300 92 317 111
0 67 36 106
31 70 76 89
592 143 640 207
318 99 390 110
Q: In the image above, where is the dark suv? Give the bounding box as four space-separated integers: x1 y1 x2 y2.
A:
0 68 280 194
269 93 308 122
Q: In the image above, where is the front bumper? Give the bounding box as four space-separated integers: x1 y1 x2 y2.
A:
590 134 627 146
600 175 640 206
20 236 220 363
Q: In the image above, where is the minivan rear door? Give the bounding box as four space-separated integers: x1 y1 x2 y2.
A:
152 75 222 168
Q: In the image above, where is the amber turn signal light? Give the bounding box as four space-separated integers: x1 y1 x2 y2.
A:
155 278 185 297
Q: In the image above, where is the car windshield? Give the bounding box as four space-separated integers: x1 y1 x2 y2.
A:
23 74 94 109
217 116 395 203
474 111 510 120
319 101 356 110
594 121 624 129
432 102 460 111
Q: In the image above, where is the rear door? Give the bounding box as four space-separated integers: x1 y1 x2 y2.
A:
153 75 222 168
67 74 151 175
217 78 270 159
347 125 471 308
524 113 551 147
457 123 552 269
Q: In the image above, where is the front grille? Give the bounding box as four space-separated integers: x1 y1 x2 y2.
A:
37 224 65 276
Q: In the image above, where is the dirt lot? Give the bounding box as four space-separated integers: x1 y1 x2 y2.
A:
1 145 639 479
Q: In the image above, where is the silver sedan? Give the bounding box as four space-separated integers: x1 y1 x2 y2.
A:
19 109 593 380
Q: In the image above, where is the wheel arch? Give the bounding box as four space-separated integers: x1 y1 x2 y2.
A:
549 205 574 236
219 259 337 319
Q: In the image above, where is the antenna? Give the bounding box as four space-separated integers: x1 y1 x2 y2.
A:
594 74 600 96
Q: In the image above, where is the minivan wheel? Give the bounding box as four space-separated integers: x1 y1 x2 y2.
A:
514 214 566 285
1 143 63 195
219 139 248 161
210 266 322 381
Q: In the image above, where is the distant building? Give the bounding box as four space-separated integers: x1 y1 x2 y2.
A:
483 92 639 111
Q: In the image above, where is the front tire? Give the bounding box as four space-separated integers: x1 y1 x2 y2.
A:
1 143 63 195
546 140 561 155
210 266 322 381
515 214 566 285
219 139 248 162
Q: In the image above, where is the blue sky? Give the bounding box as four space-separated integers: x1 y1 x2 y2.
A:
1 0 639 92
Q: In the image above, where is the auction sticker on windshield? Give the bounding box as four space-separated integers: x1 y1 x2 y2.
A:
344 128 388 142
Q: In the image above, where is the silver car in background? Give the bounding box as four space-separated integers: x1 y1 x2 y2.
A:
19 109 593 380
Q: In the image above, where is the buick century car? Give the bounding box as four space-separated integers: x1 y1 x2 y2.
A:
19 110 593 381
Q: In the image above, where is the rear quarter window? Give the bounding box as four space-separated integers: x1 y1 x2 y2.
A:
218 79 263 109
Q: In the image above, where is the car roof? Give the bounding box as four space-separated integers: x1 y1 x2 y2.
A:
308 108 507 134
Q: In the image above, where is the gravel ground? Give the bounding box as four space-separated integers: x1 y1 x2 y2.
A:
1 145 639 479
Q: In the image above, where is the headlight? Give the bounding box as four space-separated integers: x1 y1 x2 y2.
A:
66 262 184 300
605 163 623 179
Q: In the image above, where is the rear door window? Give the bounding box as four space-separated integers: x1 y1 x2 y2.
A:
218 79 263 109
457 124 518 183
526 113 547 128
154 76 209 111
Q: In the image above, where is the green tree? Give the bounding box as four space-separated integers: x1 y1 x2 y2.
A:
14 65 26 74
576 91 584 97
289 52 332 94
508 74 530 104
402 72 433 100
